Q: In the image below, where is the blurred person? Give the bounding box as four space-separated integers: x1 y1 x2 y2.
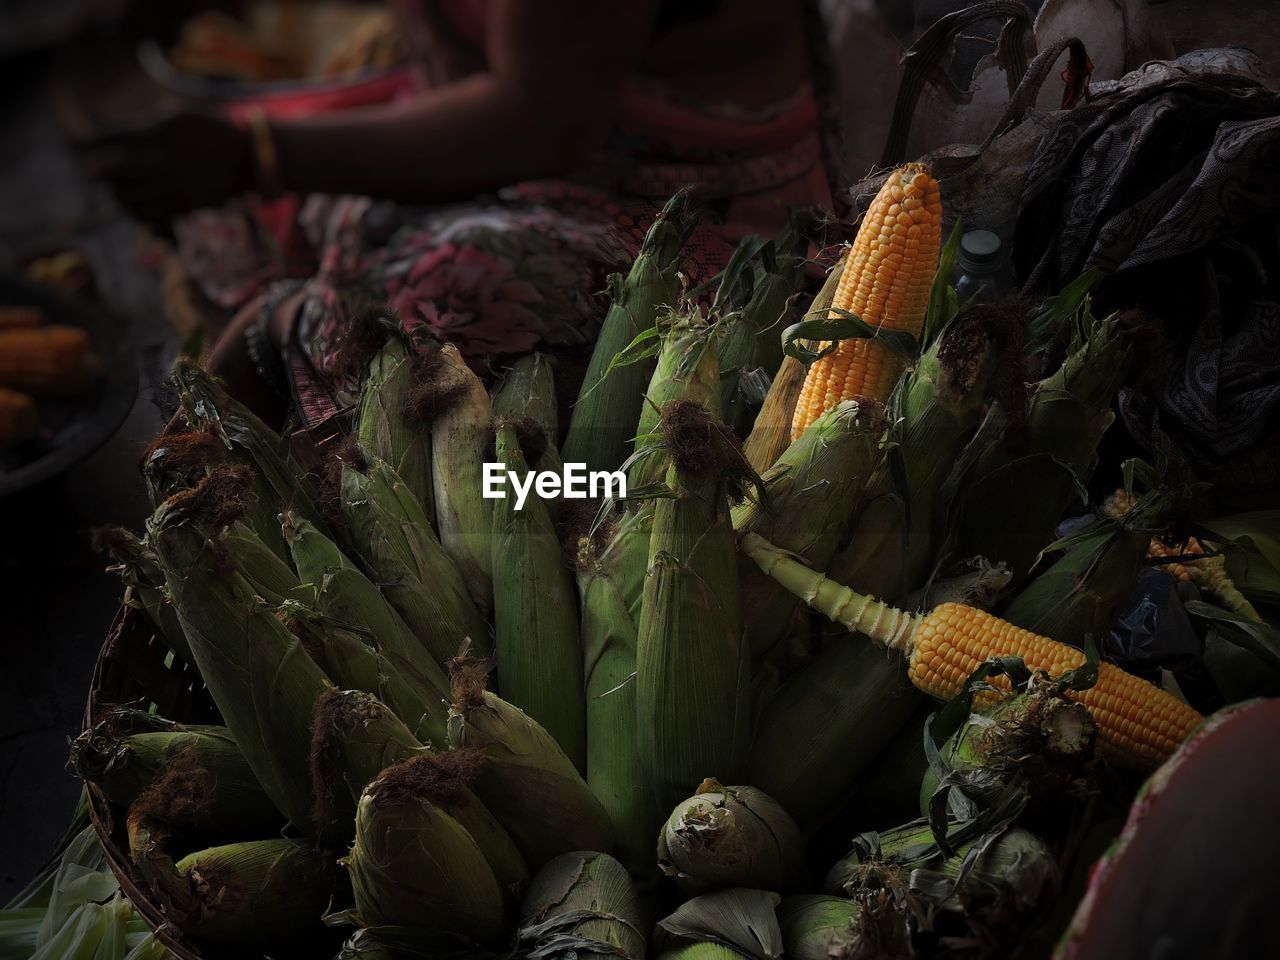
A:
90 0 841 425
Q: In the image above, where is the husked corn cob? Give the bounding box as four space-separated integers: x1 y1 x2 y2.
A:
790 165 942 439
1103 489 1262 622
0 324 94 397
0 306 43 329
740 531 1202 769
0 386 36 446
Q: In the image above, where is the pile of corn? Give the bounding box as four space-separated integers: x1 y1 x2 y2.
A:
76 170 1272 960
0 306 97 447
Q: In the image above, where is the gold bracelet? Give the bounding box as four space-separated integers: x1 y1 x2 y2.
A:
244 106 283 198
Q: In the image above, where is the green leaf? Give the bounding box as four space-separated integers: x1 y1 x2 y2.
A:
656 889 783 960
782 310 920 366
1186 601 1280 677
923 218 964 349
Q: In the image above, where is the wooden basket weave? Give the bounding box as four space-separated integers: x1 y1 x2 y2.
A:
84 604 226 960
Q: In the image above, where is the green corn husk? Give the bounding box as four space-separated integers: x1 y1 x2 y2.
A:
357 328 435 525
492 354 565 521
654 889 784 960
630 306 724 490
824 822 1057 921
776 895 864 960
341 457 491 663
91 526 192 664
222 520 304 604
658 779 804 894
128 822 339 950
447 666 615 871
1002 487 1180 645
578 507 655 882
716 221 810 437
920 684 1097 816
826 306 998 602
939 311 1139 584
742 356 806 475
307 687 426 837
563 188 699 474
491 419 585 768
147 469 332 833
284 603 450 746
283 512 452 723
731 399 887 661
636 401 752 813
429 343 496 612
518 852 646 960
69 711 279 838
171 360 331 559
745 641 920 829
493 352 559 447
743 258 844 474
346 757 509 943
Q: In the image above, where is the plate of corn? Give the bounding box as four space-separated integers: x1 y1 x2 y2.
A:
0 274 137 496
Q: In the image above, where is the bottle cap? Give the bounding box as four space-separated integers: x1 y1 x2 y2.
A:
959 230 1002 269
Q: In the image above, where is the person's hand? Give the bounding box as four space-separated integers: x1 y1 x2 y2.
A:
79 108 254 227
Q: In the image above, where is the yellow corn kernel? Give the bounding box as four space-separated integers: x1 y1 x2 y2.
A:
0 325 93 397
909 602 1202 768
790 164 942 440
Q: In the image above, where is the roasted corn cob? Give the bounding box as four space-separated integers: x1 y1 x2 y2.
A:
0 324 94 397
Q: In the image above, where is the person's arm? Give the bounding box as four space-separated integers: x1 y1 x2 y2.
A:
270 0 659 201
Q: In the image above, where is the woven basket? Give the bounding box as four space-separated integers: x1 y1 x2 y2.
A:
83 412 350 960
84 604 226 960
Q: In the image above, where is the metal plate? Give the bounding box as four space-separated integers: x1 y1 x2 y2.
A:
0 275 139 497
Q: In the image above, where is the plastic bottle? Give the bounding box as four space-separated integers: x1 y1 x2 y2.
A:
953 230 1014 304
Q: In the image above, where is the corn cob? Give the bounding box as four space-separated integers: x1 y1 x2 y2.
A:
777 896 864 960
283 604 449 747
791 164 942 439
222 520 304 604
0 305 43 329
654 889 783 960
346 756 510 943
631 306 724 490
491 419 585 768
743 257 846 473
127 823 339 950
427 343 496 612
716 220 810 437
0 324 95 397
172 360 331 560
148 468 336 833
92 526 193 664
1001 501 1166 645
637 400 752 811
942 312 1137 584
578 507 655 884
283 511 452 701
340 456 491 663
1102 488 1262 622
745 637 921 827
0 385 37 446
741 531 1203 768
732 399 886 660
447 660 615 870
357 329 435 525
139 427 225 507
519 852 646 960
824 822 1056 921
658 778 804 894
493 352 559 448
492 353 565 520
563 188 698 474
826 306 997 601
70 710 279 838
